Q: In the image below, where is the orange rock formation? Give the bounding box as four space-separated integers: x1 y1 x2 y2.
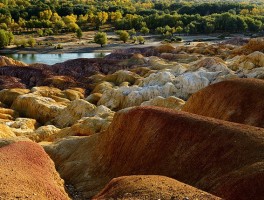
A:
0 140 69 199
183 78 264 128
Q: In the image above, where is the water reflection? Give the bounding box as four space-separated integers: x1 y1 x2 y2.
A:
2 52 109 65
94 52 106 58
30 54 36 62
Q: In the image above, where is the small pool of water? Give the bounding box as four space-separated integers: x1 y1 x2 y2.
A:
2 52 109 65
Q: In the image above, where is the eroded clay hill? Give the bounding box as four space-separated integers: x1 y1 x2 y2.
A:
0 56 27 67
2 38 264 94
183 78 264 128
44 106 264 200
93 175 221 200
0 139 69 200
1 40 264 200
0 57 136 90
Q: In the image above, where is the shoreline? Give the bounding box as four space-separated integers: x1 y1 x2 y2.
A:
0 41 163 55
0 33 226 55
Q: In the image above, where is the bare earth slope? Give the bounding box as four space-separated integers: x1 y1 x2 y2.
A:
44 106 264 200
93 175 221 200
183 78 264 128
0 140 69 200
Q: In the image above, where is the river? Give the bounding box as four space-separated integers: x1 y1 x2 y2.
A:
2 52 109 65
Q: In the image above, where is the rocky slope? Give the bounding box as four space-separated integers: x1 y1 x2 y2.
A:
0 139 69 199
93 175 222 200
0 86 114 141
43 106 264 200
0 56 27 67
0 38 264 104
1 39 264 199
183 78 264 128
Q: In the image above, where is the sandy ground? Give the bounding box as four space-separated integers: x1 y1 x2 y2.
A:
0 31 222 54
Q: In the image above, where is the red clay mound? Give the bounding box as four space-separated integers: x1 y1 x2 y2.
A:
93 175 221 200
183 78 264 128
0 76 26 89
44 106 264 200
0 141 69 200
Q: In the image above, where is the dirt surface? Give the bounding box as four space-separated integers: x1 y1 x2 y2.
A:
93 175 222 200
0 141 69 200
44 106 264 200
0 32 224 54
0 32 161 54
183 78 264 128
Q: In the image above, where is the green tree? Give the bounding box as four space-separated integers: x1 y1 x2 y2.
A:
128 28 136 38
156 27 165 35
236 16 247 32
94 32 107 47
0 23 7 30
204 22 214 34
6 31 14 45
175 26 183 35
27 37 36 47
76 28 83 39
119 30 129 43
0 29 8 48
140 26 149 35
184 26 190 35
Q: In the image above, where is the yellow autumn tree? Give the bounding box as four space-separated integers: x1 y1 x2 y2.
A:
39 10 52 20
96 11 108 26
50 13 62 22
63 14 79 32
110 11 122 22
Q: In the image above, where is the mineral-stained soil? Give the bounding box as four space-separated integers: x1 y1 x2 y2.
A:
0 140 69 200
0 57 136 90
44 106 264 200
183 78 264 128
93 175 222 200
1 39 264 200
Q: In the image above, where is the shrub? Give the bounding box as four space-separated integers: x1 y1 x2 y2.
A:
140 27 149 35
114 30 123 36
128 28 136 37
20 38 27 48
44 28 53 36
171 36 182 42
138 36 145 44
119 30 129 43
55 44 63 49
132 36 137 43
27 37 36 47
14 39 21 47
37 29 43 37
37 41 43 45
76 28 83 39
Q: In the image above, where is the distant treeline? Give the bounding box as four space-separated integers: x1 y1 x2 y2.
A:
0 0 263 34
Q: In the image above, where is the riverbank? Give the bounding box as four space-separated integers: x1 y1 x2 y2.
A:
0 31 225 54
0 42 161 54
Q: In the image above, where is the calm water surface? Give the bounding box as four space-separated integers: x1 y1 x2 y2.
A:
3 52 109 65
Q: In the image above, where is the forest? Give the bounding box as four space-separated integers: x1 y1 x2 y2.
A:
0 0 264 40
